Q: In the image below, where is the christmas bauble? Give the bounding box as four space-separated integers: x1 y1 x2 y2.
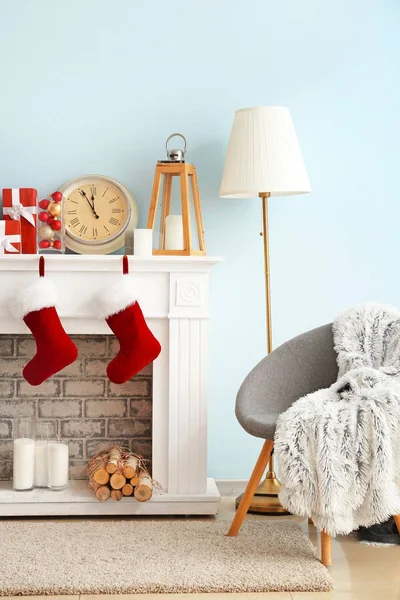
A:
53 240 62 250
51 220 62 231
51 191 63 203
39 224 54 240
47 217 54 225
38 211 49 222
48 202 62 217
39 240 51 249
39 199 50 210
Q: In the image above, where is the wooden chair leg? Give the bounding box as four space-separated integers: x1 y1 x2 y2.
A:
393 514 400 533
227 439 274 537
321 530 332 566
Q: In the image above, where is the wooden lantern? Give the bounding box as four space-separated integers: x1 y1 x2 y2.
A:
146 161 206 256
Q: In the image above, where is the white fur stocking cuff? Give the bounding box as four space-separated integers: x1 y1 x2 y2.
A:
9 277 57 320
96 275 138 319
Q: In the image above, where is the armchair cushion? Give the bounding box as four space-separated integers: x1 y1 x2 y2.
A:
236 323 338 440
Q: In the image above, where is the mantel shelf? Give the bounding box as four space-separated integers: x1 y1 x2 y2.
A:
0 254 223 273
0 255 222 334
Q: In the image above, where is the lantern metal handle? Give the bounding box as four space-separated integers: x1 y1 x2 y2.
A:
166 133 187 154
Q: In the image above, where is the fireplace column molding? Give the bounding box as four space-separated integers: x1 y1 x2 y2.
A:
167 273 209 495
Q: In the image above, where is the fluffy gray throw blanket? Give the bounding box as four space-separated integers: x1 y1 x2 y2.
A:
275 304 400 536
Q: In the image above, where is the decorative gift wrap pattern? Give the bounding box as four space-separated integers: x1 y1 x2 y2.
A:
0 220 21 254
2 188 37 254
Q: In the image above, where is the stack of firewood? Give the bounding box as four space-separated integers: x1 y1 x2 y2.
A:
88 446 153 502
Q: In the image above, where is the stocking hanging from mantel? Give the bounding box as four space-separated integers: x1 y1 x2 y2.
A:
9 256 78 386
96 255 161 384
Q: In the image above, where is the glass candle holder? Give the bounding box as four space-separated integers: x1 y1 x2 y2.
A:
34 421 53 488
13 416 35 491
47 439 69 491
37 192 65 254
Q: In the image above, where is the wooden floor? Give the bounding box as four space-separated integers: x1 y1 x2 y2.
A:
3 497 400 599
216 498 400 600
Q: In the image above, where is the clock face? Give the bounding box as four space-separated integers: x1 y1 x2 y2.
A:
65 178 131 245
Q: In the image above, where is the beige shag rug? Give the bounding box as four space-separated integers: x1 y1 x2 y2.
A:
0 519 332 595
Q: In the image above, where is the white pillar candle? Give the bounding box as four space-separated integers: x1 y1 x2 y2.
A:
34 440 48 488
133 228 153 256
47 442 69 490
13 438 35 491
165 215 184 250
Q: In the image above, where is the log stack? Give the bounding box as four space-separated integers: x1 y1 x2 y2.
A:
88 446 154 502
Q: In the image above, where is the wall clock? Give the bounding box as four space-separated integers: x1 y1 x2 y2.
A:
59 174 138 254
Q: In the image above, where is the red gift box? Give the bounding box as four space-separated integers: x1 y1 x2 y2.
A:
2 188 37 254
0 220 21 255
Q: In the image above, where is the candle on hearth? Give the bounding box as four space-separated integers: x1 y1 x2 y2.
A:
35 421 52 488
133 228 153 256
34 441 48 488
13 439 35 491
165 215 184 250
47 441 69 490
13 416 35 491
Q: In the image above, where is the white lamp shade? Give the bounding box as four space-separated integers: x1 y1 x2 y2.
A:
219 106 311 198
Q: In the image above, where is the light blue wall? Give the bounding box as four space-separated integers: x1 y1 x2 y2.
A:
1 0 399 478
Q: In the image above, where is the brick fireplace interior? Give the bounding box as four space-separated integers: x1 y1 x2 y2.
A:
0 335 152 481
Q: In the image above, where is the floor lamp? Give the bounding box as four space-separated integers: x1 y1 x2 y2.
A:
220 106 311 514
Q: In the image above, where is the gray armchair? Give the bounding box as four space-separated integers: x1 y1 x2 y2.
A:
227 323 339 565
236 323 338 440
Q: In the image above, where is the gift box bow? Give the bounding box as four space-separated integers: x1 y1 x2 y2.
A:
0 221 20 254
4 189 37 227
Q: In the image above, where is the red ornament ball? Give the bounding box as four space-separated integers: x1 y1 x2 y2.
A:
38 211 49 222
52 240 62 250
39 240 51 249
51 191 63 203
39 199 50 210
47 217 54 225
51 220 62 231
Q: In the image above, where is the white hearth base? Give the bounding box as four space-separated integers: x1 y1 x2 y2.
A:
0 479 220 516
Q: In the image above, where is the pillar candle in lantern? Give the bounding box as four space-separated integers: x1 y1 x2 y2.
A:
165 215 184 250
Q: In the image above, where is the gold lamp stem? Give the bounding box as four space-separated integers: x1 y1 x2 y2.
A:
235 192 290 515
260 192 272 354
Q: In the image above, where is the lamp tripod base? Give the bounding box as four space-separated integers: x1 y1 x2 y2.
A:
235 453 291 515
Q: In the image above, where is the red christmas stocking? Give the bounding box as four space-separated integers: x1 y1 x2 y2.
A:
11 277 78 386
98 275 161 384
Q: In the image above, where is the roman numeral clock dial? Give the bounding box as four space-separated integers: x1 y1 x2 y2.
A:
61 176 138 255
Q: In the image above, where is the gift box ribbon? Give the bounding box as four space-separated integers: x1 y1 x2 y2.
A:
4 189 37 227
0 221 20 254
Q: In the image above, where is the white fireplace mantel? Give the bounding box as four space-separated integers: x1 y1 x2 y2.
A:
0 255 223 516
